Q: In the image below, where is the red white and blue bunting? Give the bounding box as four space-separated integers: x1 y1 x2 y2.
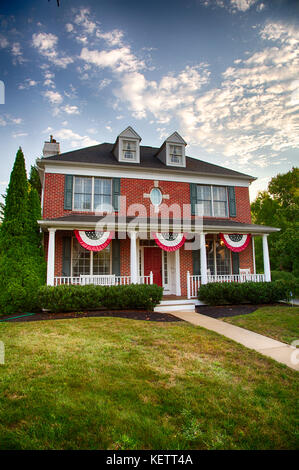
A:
74 230 114 251
220 233 251 252
154 232 186 252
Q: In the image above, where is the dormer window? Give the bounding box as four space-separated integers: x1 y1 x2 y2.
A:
113 126 141 164
169 145 183 165
156 132 187 168
123 140 136 160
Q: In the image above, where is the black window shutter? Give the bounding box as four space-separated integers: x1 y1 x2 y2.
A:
112 238 120 276
112 178 121 212
190 183 197 216
227 186 236 218
192 249 200 275
231 252 239 274
64 175 73 210
62 237 71 276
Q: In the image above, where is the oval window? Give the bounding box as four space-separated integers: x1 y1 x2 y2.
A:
150 188 162 207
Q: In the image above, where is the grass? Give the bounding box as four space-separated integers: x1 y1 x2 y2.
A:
222 306 299 345
0 316 298 450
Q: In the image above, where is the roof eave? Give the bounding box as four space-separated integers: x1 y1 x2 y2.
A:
36 158 256 182
38 219 280 234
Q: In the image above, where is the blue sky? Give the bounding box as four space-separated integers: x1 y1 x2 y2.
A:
0 0 298 201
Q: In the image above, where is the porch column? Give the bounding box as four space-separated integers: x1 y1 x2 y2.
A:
200 232 208 285
262 234 271 282
130 231 138 284
47 228 56 286
252 236 256 274
175 248 181 296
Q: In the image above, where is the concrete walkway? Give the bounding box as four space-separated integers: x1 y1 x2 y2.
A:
170 311 299 371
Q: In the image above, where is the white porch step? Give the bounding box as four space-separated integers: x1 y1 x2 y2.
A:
154 299 197 313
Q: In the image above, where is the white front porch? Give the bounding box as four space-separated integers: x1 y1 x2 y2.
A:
46 229 272 299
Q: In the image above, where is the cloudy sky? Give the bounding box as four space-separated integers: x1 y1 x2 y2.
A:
0 0 298 201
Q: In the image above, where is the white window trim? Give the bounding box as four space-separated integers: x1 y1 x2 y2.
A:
166 142 186 167
197 184 229 218
119 138 140 163
72 176 112 212
71 236 112 276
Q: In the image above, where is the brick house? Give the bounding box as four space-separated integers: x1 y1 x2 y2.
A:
37 127 279 311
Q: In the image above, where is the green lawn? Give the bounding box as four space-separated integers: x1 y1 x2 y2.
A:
223 306 299 345
0 316 298 450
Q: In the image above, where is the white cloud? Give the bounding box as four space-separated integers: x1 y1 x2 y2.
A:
116 64 210 122
54 128 99 149
11 117 22 124
12 132 28 139
0 35 9 48
96 29 124 47
74 8 97 34
114 21 299 171
99 78 112 90
202 0 264 13
11 42 25 64
0 117 7 126
62 105 80 115
44 90 63 105
65 23 74 33
32 32 73 68
18 79 38 90
230 0 257 12
80 46 145 74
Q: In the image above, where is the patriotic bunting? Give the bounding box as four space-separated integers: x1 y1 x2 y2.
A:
220 233 251 252
154 232 186 252
74 230 114 251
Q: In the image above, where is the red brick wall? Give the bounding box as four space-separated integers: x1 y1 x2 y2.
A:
43 173 253 280
239 240 254 273
234 186 252 223
43 173 252 223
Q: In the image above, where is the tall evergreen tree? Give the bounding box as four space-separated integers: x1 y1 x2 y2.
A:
0 148 45 315
29 164 42 199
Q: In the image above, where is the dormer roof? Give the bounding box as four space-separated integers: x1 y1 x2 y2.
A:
117 126 142 141
165 132 187 146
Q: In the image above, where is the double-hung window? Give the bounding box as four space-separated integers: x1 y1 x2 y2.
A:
196 185 228 217
72 239 111 276
122 140 136 160
74 177 92 211
73 176 112 211
169 145 183 165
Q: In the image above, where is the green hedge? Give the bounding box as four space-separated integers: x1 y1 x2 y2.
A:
38 283 163 313
198 280 299 305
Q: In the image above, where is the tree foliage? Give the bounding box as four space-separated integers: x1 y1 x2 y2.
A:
29 164 42 198
251 167 299 276
0 148 46 314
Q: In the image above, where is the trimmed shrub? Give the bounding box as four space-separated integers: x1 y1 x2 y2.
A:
198 280 298 305
38 283 163 313
271 270 297 282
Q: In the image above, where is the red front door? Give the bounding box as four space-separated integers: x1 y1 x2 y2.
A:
144 247 162 286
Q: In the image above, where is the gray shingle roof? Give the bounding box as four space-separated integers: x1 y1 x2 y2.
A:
41 142 255 180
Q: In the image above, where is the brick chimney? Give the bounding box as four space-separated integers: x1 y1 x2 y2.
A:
42 135 60 157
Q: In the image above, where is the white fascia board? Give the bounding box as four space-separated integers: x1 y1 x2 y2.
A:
42 161 251 187
38 219 279 234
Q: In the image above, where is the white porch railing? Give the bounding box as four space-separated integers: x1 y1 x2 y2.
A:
187 272 266 299
54 272 153 287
